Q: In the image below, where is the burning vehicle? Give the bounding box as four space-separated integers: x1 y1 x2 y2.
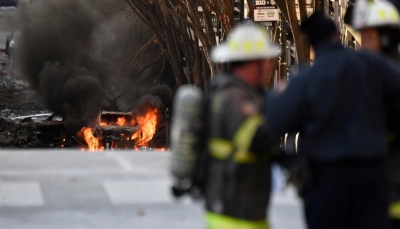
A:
92 111 138 149
0 105 168 150
79 104 163 151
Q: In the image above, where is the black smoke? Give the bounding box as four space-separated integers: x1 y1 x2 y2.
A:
12 0 174 133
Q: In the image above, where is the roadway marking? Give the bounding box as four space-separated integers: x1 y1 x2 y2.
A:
104 153 135 172
104 180 173 205
0 181 44 206
0 169 132 176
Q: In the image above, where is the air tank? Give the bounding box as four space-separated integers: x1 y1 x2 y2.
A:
170 85 204 196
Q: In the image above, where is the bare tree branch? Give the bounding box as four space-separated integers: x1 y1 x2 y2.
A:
128 35 156 67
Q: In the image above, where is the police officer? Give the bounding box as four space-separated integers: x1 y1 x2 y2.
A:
349 1 400 227
204 24 279 229
265 12 400 229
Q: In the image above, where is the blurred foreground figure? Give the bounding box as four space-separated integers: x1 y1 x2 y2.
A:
204 24 279 229
351 0 400 59
350 1 400 227
265 11 400 229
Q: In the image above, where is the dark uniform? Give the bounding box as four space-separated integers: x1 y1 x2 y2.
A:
266 41 400 229
204 73 275 229
344 2 400 226
386 58 400 228
377 22 400 226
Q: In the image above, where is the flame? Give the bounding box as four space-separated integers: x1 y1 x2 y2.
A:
117 117 126 126
78 105 161 150
131 107 158 147
100 117 132 126
79 127 104 151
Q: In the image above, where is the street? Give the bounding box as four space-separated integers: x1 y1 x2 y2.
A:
0 150 305 229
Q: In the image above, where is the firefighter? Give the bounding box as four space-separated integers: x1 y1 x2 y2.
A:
350 0 400 60
349 1 400 227
204 23 279 229
265 11 400 229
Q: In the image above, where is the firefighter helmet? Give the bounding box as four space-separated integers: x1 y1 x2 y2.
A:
352 0 400 30
210 24 280 63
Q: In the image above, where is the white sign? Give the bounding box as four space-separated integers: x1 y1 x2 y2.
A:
254 9 280 21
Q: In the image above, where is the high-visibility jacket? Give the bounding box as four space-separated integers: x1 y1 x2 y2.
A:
204 73 275 229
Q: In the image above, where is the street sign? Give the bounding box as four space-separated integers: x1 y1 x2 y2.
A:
255 9 280 21
253 0 279 22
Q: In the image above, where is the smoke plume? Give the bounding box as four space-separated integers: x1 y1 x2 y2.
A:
12 0 173 133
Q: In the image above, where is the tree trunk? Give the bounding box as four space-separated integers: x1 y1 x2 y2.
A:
298 0 310 63
275 0 309 65
286 0 307 64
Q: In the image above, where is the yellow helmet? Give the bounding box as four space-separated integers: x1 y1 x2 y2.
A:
352 0 400 30
210 24 280 63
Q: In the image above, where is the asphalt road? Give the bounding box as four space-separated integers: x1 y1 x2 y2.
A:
0 150 306 229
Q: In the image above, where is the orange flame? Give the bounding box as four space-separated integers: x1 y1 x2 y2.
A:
117 117 126 126
100 117 132 126
79 127 104 151
131 107 158 147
